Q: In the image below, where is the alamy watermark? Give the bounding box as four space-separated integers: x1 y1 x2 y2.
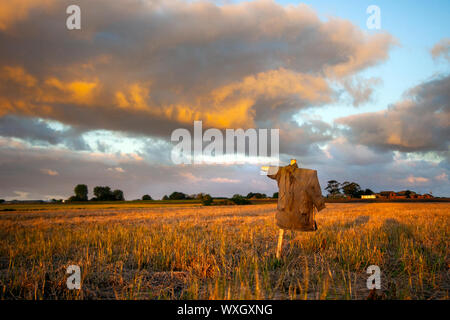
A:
66 265 81 290
366 265 381 290
366 5 381 30
171 121 279 165
66 5 81 30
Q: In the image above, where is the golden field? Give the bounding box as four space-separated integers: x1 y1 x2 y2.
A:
0 202 448 300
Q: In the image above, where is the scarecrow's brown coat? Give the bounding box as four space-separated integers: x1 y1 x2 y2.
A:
268 163 325 231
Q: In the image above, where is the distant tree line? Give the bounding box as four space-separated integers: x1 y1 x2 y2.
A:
325 180 374 198
160 191 277 200
156 191 279 206
68 184 125 202
67 186 278 204
246 192 267 199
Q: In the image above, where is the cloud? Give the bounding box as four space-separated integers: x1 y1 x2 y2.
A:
12 191 30 200
0 0 56 31
179 172 203 183
0 0 395 143
323 137 394 166
0 139 262 199
403 175 430 185
431 38 450 63
0 115 89 150
180 172 240 184
336 74 450 153
311 140 449 197
107 167 125 173
40 168 58 176
1 130 448 199
210 177 240 184
0 140 168 200
276 119 334 157
435 172 448 182
341 77 382 107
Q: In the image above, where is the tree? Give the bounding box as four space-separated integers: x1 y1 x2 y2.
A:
0 199 5 204
325 180 341 196
169 191 187 200
195 193 205 200
246 192 266 199
68 196 78 202
162 195 169 200
93 186 113 201
364 189 374 195
201 194 213 206
91 186 124 201
74 184 88 201
272 192 279 199
112 189 124 201
142 194 152 201
231 194 251 205
341 181 362 198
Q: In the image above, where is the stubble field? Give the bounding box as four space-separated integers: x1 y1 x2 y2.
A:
0 202 448 300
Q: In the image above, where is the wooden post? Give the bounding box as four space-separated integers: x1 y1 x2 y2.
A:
276 229 284 259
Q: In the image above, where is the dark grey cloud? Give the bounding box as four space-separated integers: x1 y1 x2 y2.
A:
278 119 334 156
0 115 89 150
0 139 275 200
1 135 448 200
313 138 449 197
337 74 450 153
325 137 394 166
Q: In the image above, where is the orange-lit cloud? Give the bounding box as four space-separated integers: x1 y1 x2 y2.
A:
0 0 396 138
0 0 56 31
40 168 59 176
44 78 99 105
3 66 37 87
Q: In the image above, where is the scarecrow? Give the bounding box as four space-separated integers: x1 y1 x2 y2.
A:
262 159 326 258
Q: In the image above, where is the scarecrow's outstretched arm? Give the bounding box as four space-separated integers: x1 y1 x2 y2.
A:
261 166 280 180
307 171 326 211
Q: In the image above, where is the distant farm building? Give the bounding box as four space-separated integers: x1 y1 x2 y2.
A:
375 190 434 200
361 195 376 199
379 191 395 199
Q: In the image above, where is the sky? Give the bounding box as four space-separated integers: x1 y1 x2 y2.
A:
0 0 449 200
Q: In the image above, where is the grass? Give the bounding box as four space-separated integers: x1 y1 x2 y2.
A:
0 203 448 300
